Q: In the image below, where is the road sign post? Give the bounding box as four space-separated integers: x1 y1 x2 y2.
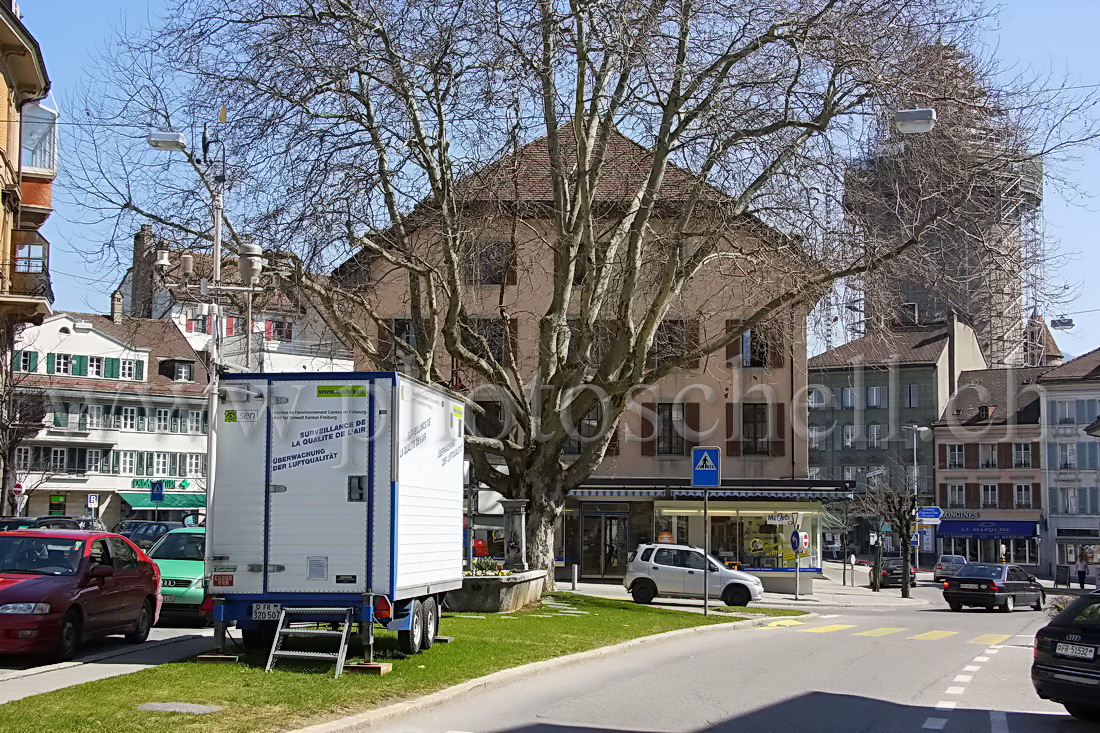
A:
691 447 721 617
151 481 165 521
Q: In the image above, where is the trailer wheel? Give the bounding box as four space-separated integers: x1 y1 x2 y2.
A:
420 597 438 651
398 599 424 655
242 622 277 654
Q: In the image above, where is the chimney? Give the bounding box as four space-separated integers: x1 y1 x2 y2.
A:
131 225 156 318
110 289 124 322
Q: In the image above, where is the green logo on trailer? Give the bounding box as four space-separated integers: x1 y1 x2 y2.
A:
316 385 367 397
224 410 237 422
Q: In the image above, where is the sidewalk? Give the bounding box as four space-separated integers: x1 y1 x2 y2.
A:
567 564 928 610
0 629 214 705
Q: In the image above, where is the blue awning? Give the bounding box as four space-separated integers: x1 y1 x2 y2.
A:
936 520 1038 539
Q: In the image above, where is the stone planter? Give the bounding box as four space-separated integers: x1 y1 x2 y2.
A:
445 570 547 613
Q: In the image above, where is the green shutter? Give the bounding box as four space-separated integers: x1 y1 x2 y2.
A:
105 357 120 379
78 405 88 430
72 355 88 376
146 452 155 476
136 407 146 431
12 350 21 372
169 453 179 476
202 410 209 434
27 351 37 372
46 353 55 374
134 360 144 381
170 410 180 433
53 403 69 427
135 452 145 476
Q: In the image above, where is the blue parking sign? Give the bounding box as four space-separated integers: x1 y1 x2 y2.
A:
691 447 720 487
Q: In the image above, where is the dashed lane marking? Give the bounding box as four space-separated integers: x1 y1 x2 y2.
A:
799 624 858 634
935 701 957 710
922 718 948 730
974 656 990 662
854 627 907 637
970 635 1012 645
910 631 958 641
963 665 981 672
945 686 966 695
954 675 973 683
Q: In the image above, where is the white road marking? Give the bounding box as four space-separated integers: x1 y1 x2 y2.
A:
986 649 1000 654
954 675 973 682
936 701 957 710
989 645 1005 649
964 665 981 672
990 710 1009 733
922 718 948 730
945 686 966 695
974 656 990 662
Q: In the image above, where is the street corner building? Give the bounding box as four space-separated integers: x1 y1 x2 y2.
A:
10 309 211 526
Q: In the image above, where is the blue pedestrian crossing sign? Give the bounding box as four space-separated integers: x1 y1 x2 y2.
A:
150 481 165 503
691 446 721 488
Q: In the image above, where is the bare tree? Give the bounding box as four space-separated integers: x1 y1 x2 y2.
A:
61 0 1100 580
0 328 49 515
857 470 920 597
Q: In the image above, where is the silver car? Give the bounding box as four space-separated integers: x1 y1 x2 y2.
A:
623 543 764 607
934 554 968 583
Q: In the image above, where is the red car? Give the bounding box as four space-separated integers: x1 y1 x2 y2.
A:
0 530 160 659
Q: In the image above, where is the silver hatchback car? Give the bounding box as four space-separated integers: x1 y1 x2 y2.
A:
934 554 968 583
623 543 764 606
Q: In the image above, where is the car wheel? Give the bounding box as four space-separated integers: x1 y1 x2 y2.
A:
722 584 751 607
420 597 438 651
948 602 962 612
631 581 657 604
55 609 81 660
125 599 153 643
1001 595 1014 613
398 599 424 655
1065 705 1100 722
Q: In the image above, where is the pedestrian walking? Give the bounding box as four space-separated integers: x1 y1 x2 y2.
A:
1076 555 1089 590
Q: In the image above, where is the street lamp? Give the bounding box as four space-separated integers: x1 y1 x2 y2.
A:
895 109 937 135
902 425 933 577
866 469 885 592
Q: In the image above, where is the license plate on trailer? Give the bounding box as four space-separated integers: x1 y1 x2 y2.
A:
161 595 174 603
251 603 281 621
1056 642 1096 660
961 583 980 589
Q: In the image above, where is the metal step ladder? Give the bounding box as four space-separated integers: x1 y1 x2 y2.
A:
265 607 356 678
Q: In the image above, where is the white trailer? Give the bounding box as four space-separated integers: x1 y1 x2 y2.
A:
207 372 464 659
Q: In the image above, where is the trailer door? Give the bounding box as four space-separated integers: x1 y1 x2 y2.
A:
264 378 377 593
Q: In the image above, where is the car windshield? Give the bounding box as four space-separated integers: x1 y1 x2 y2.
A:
955 564 1003 579
0 520 33 531
148 532 205 561
0 537 84 576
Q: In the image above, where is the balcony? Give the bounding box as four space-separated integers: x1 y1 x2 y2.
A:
0 230 52 323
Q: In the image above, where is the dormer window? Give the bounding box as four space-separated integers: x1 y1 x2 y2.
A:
175 363 193 382
88 356 105 378
120 359 138 380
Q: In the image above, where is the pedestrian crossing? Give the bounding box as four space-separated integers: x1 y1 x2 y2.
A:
762 621 1014 647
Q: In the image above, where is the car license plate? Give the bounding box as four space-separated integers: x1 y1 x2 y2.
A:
1056 642 1096 660
961 583 980 589
162 594 175 603
252 603 281 621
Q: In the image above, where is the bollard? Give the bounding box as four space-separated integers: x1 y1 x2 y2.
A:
571 563 578 590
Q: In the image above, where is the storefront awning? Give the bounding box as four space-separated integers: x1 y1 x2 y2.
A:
671 489 848 500
118 491 207 509
936 520 1037 539
569 489 668 497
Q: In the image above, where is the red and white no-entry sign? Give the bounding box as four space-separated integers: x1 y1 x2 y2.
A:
11 484 24 496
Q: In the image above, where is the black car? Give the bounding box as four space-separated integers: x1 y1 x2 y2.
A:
1033 591 1100 722
870 558 917 588
119 521 184 549
0 516 81 531
942 563 1044 612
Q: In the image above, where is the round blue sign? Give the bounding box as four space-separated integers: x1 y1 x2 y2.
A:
790 530 801 552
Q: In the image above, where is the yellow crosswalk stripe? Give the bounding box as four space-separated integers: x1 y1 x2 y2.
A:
968 634 1012 645
800 624 858 633
854 627 906 637
761 619 806 629
910 630 958 641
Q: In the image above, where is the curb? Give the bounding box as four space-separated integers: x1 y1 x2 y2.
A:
0 631 214 684
290 612 819 733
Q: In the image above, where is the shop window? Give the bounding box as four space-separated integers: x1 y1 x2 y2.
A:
49 494 66 516
741 403 769 456
656 403 685 456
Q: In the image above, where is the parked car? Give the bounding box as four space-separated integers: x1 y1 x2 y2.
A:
624 543 764 606
73 517 107 532
119 521 184 550
942 563 1045 612
0 517 81 531
1033 590 1100 722
0 530 160 658
147 528 206 621
870 558 917 588
933 554 968 583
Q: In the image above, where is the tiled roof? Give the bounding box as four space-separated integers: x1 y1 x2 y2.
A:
939 367 1049 426
808 325 950 370
1038 345 1100 382
20 312 209 397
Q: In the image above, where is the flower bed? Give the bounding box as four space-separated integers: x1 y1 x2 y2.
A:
446 569 547 613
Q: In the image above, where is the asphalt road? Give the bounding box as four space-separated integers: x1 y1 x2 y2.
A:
375 581 1079 733
0 620 209 672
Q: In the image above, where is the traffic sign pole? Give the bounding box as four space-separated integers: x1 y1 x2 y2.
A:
691 447 721 617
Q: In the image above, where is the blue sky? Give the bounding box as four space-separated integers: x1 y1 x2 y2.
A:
21 0 1100 358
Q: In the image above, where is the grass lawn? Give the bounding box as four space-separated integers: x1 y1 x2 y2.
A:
0 593 738 733
717 606 809 617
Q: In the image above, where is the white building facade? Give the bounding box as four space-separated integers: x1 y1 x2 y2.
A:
12 311 209 526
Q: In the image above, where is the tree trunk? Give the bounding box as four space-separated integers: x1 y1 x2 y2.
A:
1 451 14 516
525 506 559 592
